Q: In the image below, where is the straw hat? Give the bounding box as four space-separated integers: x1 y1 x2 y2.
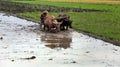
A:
43 10 49 14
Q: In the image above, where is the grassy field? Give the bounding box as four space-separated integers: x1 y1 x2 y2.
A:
11 0 120 42
11 0 120 12
10 0 120 4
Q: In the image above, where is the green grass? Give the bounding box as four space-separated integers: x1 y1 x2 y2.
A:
11 1 120 11
13 1 120 42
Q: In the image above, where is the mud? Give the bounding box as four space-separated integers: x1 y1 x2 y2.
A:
20 56 36 60
40 31 72 49
1 13 120 67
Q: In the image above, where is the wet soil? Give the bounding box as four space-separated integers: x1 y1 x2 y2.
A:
1 13 120 67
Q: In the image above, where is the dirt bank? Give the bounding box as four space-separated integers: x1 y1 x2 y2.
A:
0 1 104 13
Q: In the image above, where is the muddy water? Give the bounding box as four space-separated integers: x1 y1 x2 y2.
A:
1 13 120 67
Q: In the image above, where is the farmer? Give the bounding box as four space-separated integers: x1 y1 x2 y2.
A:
40 10 49 30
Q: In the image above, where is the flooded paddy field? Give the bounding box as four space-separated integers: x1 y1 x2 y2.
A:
0 13 120 67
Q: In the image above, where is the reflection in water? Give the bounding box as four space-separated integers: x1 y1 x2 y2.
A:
41 32 72 49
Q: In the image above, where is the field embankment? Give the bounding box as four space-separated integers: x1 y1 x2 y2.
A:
0 1 103 13
10 0 120 12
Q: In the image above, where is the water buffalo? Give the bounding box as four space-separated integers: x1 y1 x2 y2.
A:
56 14 72 30
44 15 60 32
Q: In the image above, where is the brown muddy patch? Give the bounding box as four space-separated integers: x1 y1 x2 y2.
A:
44 37 72 49
35 30 72 49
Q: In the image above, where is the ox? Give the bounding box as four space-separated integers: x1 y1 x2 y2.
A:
56 14 72 30
44 15 60 32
